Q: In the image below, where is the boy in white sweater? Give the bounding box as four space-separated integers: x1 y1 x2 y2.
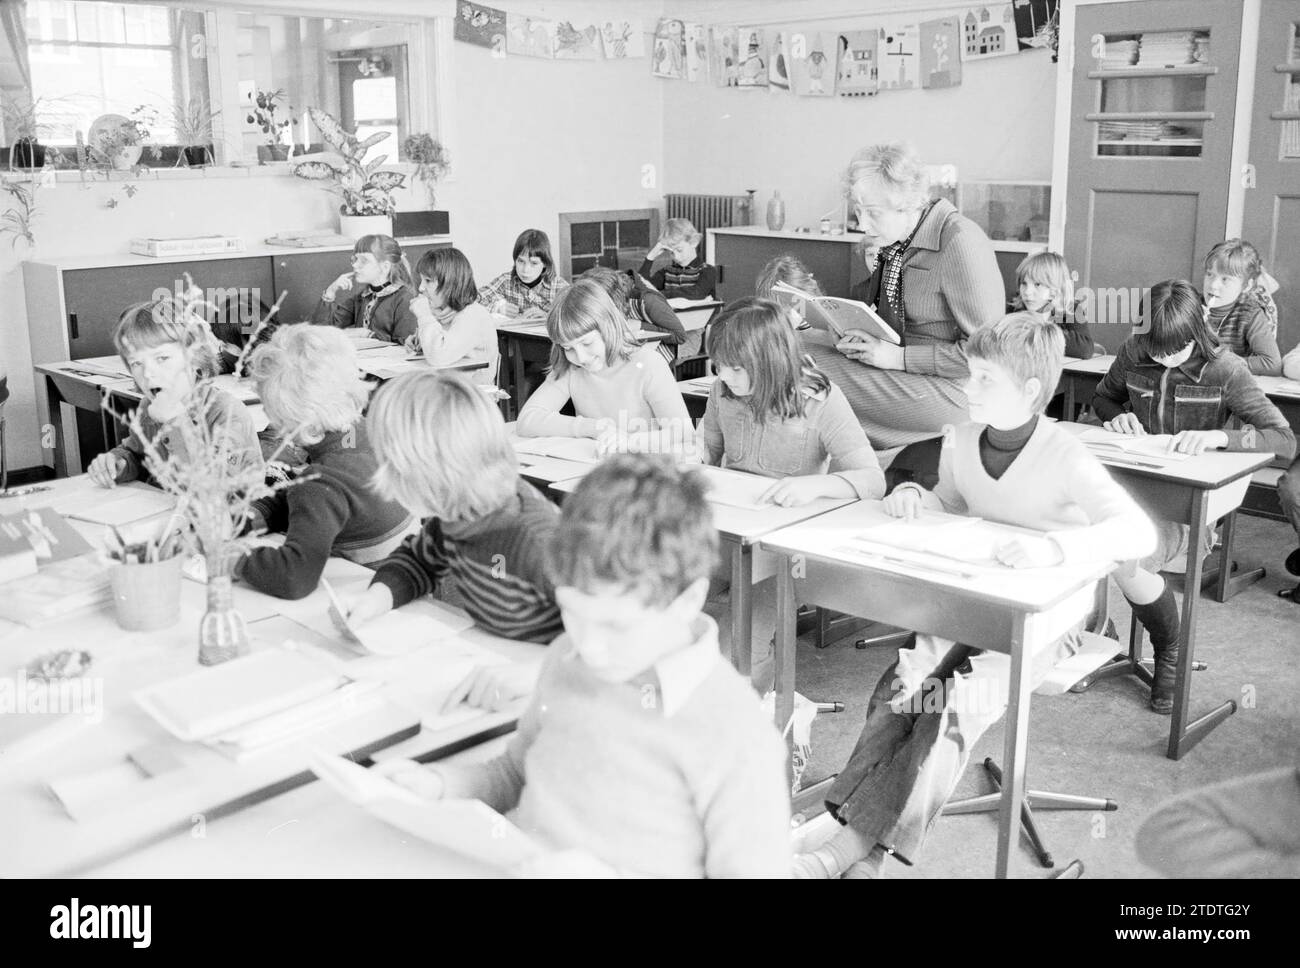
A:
796 312 1157 878
379 455 792 877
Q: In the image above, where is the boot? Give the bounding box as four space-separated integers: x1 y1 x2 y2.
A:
1129 586 1180 715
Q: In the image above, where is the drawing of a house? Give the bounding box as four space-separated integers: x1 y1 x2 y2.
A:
965 8 1008 56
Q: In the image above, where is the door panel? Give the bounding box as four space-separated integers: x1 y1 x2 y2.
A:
1242 0 1300 359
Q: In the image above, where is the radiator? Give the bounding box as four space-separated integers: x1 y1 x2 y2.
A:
664 192 755 233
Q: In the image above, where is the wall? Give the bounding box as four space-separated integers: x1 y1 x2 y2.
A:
0 0 666 470
663 0 1059 229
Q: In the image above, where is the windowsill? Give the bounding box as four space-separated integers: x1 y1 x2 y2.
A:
0 160 443 185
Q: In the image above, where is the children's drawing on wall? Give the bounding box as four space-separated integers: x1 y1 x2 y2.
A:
1014 0 1060 60
836 30 880 97
961 4 1017 61
920 17 962 89
507 15 556 58
793 31 837 97
879 24 919 91
686 23 707 82
737 29 768 88
454 1 507 52
554 21 600 60
652 18 686 78
600 20 645 59
710 26 740 87
768 31 791 92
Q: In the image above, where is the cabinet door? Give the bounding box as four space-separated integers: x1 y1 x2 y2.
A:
1242 0 1300 357
713 234 857 301
271 241 451 326
62 258 274 360
1065 0 1243 352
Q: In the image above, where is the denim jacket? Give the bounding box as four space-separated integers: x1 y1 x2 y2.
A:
1091 339 1296 459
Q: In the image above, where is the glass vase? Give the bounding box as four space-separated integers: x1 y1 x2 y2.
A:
198 575 249 666
766 190 786 231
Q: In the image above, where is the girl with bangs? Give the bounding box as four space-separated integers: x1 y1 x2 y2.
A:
315 234 420 344
1091 279 1295 709
1012 250 1096 360
699 298 884 691
516 279 691 455
477 228 570 319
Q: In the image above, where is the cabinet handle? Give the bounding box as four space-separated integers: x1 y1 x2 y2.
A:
68 312 79 340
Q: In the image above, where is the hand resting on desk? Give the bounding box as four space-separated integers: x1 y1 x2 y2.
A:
87 452 126 488
330 583 396 630
441 662 540 714
1102 412 1145 436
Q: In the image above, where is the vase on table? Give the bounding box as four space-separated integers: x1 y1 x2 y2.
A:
199 570 249 666
766 191 786 231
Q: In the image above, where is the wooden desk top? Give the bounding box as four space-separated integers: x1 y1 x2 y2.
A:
758 500 1113 613
1057 421 1276 490
677 375 716 399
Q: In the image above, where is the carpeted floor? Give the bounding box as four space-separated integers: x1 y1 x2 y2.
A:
792 512 1300 878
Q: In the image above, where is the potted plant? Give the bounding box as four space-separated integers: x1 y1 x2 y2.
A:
293 107 407 239
89 110 161 172
3 95 50 170
1 181 36 250
170 95 221 168
401 132 450 208
248 89 292 163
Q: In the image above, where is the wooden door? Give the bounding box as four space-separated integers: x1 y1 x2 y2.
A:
1065 0 1243 352
1242 0 1300 358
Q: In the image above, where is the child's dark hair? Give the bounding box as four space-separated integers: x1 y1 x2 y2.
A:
1139 279 1221 361
580 265 634 309
354 234 414 291
512 228 557 283
547 454 718 609
707 297 830 421
415 247 479 312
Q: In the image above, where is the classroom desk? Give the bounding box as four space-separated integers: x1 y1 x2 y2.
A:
1056 422 1275 760
0 476 541 875
550 471 853 675
677 374 715 421
758 501 1114 878
495 319 669 418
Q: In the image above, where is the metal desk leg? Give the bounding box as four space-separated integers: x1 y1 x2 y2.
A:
773 560 798 761
730 542 754 678
1168 489 1237 759
1209 510 1266 603
1063 376 1077 423
510 338 526 417
43 374 71 478
996 612 1032 879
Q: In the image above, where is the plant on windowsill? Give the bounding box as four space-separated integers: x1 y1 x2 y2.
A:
3 94 54 170
248 89 292 164
170 95 222 168
89 109 162 173
1 179 36 250
401 132 449 208
293 107 407 239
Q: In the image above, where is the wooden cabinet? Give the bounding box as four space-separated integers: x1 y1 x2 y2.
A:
1061 0 1300 355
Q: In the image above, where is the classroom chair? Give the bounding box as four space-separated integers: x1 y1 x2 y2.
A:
941 578 1118 872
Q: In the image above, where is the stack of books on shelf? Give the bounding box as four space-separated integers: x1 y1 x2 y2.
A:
1098 39 1139 69
1136 31 1198 68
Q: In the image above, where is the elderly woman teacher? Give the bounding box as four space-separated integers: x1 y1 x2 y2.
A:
802 143 1005 451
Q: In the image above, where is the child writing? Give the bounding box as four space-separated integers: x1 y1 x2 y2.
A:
516 279 692 455
375 456 793 877
477 228 570 319
335 370 562 706
698 297 886 689
796 313 1157 879
1202 239 1283 376
1090 280 1295 707
581 265 686 362
756 254 821 330
315 234 420 344
408 246 500 384
87 297 261 488
234 325 416 600
639 218 718 300
1012 250 1095 359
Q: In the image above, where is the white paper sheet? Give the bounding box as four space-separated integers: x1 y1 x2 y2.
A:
1078 428 1191 461
695 465 773 511
320 579 475 655
511 436 601 464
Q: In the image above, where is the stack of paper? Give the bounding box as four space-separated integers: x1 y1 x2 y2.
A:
1137 31 1197 68
0 555 112 625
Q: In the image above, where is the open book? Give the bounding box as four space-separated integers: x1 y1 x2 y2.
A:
512 436 601 464
695 464 774 512
1077 428 1190 462
847 512 1014 569
772 281 900 344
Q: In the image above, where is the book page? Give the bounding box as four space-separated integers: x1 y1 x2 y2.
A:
320 579 475 656
815 298 901 344
511 436 601 464
696 465 773 511
56 485 177 527
1078 428 1190 461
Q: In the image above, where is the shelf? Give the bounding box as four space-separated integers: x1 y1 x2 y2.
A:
1270 111 1300 121
1088 65 1217 78
1274 63 1300 73
1096 139 1202 146
1084 111 1213 122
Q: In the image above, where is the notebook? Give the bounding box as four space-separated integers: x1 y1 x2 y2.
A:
849 512 1014 569
511 436 601 464
56 486 177 528
0 555 112 626
321 579 475 655
695 464 774 511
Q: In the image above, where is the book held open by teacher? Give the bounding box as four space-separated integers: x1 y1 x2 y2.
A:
772 281 901 344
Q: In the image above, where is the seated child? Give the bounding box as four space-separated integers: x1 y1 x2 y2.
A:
699 298 885 690
337 370 563 703
477 228 570 319
1137 764 1300 878
1092 281 1296 627
516 279 692 455
409 246 500 384
1202 239 1283 376
376 455 793 877
315 234 419 344
756 254 820 330
87 297 261 488
1012 250 1095 360
639 218 718 300
581 265 686 363
235 325 416 600
796 312 1158 878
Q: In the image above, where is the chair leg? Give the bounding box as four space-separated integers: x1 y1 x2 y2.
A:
1053 859 1085 879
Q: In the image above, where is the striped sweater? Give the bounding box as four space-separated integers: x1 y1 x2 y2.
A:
639 255 718 300
1207 291 1282 376
369 478 563 643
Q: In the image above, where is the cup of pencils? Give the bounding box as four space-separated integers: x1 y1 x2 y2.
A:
106 525 185 632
